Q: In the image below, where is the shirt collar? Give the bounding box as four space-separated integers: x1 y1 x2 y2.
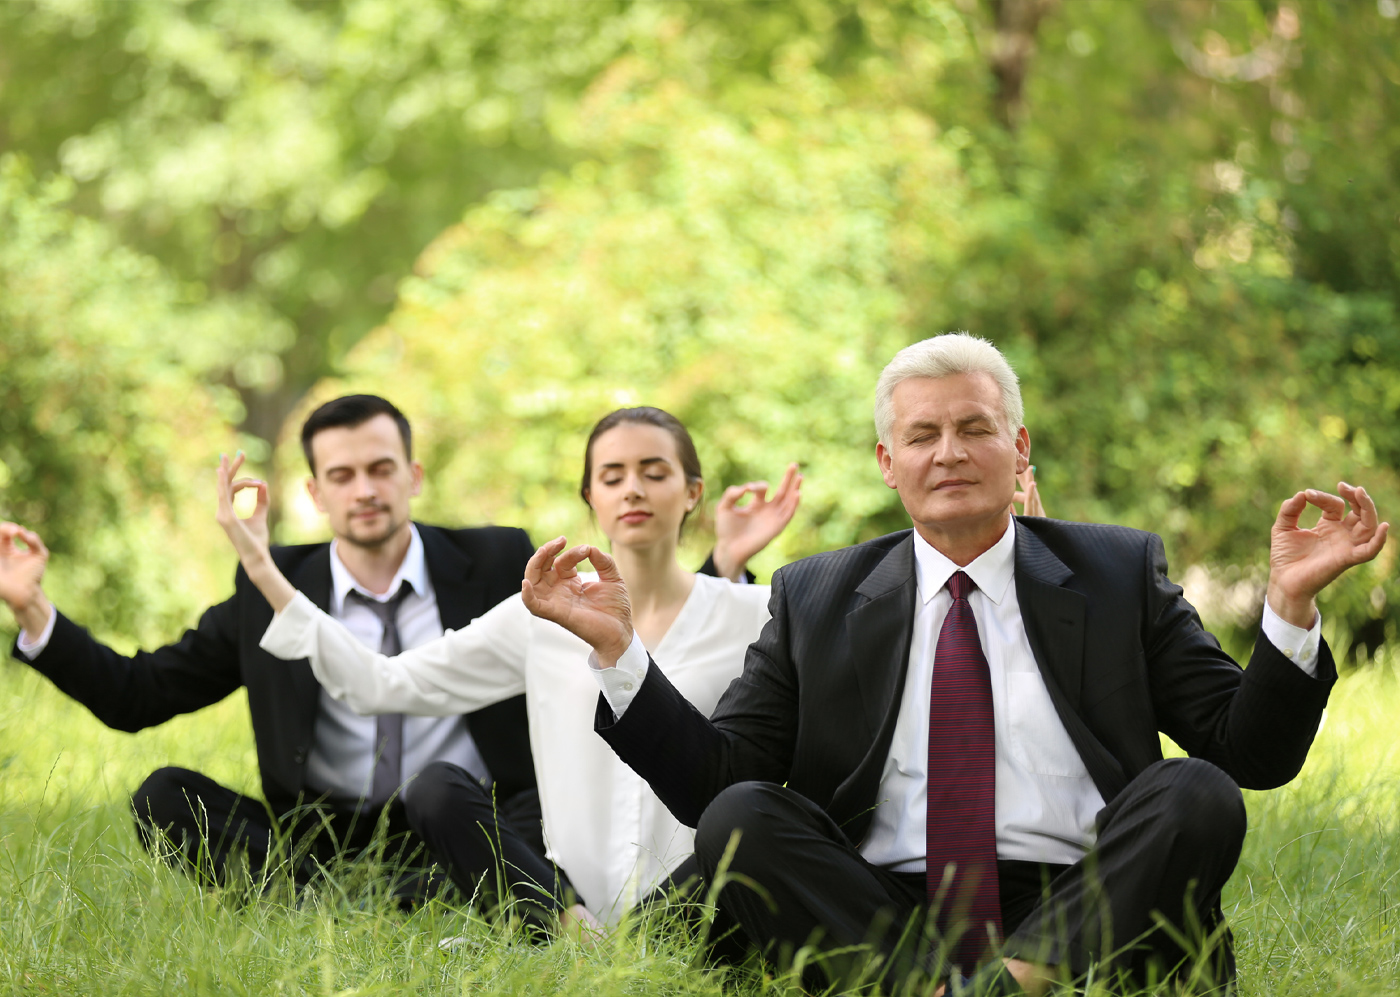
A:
329 523 427 614
912 518 1016 606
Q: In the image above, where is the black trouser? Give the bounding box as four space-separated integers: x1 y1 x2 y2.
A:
692 757 1245 991
131 761 571 919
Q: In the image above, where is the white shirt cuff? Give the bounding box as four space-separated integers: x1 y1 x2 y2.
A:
589 632 650 718
1261 599 1321 678
16 606 57 659
259 590 319 660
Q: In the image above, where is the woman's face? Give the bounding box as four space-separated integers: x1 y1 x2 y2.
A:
586 422 702 549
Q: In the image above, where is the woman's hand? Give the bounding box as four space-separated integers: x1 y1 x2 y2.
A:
713 463 803 581
1014 465 1045 518
215 452 296 612
521 538 634 667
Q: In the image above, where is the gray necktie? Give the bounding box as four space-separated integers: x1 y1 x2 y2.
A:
347 585 414 807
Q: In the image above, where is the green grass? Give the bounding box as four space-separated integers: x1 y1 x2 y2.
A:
4 652 1400 996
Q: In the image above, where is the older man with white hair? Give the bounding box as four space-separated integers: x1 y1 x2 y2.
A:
521 333 1388 993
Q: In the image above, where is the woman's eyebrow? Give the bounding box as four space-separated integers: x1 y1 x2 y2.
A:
598 456 672 470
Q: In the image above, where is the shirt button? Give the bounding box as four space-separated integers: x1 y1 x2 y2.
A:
622 682 634 691
1283 648 1295 659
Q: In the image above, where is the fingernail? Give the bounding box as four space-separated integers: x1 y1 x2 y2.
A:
1030 465 1036 473
236 449 243 458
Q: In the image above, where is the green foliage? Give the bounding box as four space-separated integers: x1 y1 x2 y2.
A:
0 155 252 645
964 0 1400 650
297 2 1398 650
0 0 651 457
294 53 970 576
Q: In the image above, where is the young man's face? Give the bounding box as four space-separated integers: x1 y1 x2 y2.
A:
306 414 423 550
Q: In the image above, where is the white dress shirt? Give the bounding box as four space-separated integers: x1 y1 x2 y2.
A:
261 572 771 925
308 526 489 806
599 521 1322 870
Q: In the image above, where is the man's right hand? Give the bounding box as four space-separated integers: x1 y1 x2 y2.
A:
215 452 272 567
215 452 297 613
521 537 634 667
0 522 54 638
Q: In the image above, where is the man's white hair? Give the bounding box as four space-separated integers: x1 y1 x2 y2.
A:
874 333 1023 445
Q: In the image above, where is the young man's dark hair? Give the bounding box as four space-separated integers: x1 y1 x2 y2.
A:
300 394 413 473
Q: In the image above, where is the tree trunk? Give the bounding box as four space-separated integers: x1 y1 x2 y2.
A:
988 0 1059 129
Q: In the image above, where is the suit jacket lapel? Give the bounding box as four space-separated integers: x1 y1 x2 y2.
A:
1013 520 1127 800
418 524 475 631
830 533 918 836
295 545 334 614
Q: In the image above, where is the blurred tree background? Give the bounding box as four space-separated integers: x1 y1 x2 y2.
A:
1 0 1396 657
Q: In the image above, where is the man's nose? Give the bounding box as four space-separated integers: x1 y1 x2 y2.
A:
932 431 965 464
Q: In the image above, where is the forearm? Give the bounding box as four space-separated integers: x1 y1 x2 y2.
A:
261 591 526 715
241 551 297 613
594 657 736 828
709 547 744 583
1265 579 1318 631
11 588 53 638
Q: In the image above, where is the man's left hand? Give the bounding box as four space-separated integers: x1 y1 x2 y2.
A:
1267 482 1389 629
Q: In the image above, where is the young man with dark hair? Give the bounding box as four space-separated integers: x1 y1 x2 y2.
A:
0 394 789 923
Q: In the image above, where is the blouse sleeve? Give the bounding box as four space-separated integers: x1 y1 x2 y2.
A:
260 590 529 716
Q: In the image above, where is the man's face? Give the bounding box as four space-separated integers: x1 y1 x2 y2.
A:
306 414 423 549
876 373 1029 544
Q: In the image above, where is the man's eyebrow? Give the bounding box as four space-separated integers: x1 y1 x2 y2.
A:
599 456 672 470
902 413 998 435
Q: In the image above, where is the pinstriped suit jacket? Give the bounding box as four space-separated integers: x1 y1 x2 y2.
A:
597 517 1337 844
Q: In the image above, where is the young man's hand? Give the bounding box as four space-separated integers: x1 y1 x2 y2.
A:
0 522 54 637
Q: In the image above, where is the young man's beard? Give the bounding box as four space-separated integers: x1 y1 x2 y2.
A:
342 510 403 549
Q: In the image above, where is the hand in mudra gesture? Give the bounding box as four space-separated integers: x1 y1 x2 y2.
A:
713 463 803 580
1268 482 1389 628
215 452 272 569
214 452 298 611
521 538 634 667
0 522 48 612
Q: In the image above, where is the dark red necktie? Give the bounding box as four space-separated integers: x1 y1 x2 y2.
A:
926 569 1002 971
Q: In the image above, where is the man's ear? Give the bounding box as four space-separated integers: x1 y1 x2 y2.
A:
410 461 424 498
876 442 899 490
306 476 326 514
1015 426 1031 472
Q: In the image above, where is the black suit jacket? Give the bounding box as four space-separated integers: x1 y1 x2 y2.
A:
13 523 537 814
599 518 1338 843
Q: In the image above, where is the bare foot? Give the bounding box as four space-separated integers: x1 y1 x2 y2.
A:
1006 957 1056 995
558 903 607 947
933 958 1056 995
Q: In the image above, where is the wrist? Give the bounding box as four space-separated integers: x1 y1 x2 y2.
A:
245 553 297 614
1266 583 1318 631
711 546 743 583
14 592 53 637
596 628 634 669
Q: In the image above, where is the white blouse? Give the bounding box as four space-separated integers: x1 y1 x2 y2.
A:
261 572 770 924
